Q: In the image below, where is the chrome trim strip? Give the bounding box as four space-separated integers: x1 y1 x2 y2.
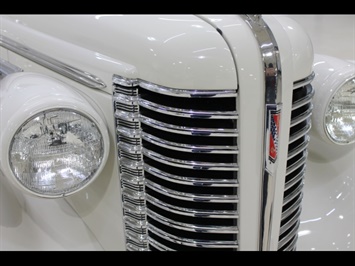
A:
288 123 311 144
139 79 238 98
146 194 238 218
147 209 238 233
290 108 313 127
278 218 300 248
241 14 282 251
287 136 310 160
282 183 303 207
284 167 306 191
148 237 175 251
293 72 315 89
144 163 238 187
142 132 238 154
139 98 239 119
142 148 239 171
281 196 303 221
0 35 106 89
145 179 239 203
140 115 239 137
0 58 23 79
282 234 298 251
291 85 315 110
148 223 239 248
286 153 308 176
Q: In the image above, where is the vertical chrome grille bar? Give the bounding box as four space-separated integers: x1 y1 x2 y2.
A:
113 75 239 251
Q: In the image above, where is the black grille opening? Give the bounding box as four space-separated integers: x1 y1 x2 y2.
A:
146 187 237 211
146 172 237 196
142 124 237 146
148 218 237 241
148 230 236 251
143 140 237 163
291 103 311 118
140 106 237 129
293 84 312 101
148 202 237 226
286 151 304 168
144 157 238 180
139 87 237 111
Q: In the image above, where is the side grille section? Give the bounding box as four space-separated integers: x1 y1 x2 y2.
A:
113 75 239 251
278 74 315 251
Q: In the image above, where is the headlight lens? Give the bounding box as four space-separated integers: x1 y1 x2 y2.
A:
9 108 104 197
325 77 355 144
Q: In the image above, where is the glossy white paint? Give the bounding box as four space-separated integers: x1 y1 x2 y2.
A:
310 54 355 145
0 170 104 250
0 14 353 251
297 135 355 251
0 72 110 198
269 15 314 82
1 15 238 91
286 15 355 251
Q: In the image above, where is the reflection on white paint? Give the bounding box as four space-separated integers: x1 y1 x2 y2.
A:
164 33 186 44
300 217 322 224
298 230 311 237
326 208 335 216
192 47 216 53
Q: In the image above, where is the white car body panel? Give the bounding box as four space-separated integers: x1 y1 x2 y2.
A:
0 14 353 251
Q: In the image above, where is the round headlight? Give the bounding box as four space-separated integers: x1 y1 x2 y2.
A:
0 72 109 198
311 54 355 145
9 109 105 196
325 77 355 144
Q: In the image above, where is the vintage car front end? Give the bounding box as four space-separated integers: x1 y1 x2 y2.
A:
0 14 351 251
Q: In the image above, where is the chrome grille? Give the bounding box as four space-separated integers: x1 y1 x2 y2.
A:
278 75 315 251
113 75 239 251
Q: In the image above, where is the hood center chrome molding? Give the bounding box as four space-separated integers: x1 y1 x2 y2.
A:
0 34 106 89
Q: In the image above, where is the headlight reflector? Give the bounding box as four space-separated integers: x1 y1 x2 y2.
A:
9 109 105 197
325 77 355 144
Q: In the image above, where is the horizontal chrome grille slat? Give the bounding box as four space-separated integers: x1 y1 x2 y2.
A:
283 182 303 207
139 98 239 119
144 163 238 187
290 107 313 127
287 136 310 160
141 132 238 154
146 194 238 219
284 166 306 191
148 237 175 251
282 235 298 251
280 207 302 235
281 195 303 221
148 223 238 248
288 123 311 144
139 80 238 98
145 179 238 203
286 153 308 176
291 86 315 110
293 73 315 89
140 115 239 137
147 209 238 234
278 218 300 249
143 148 239 171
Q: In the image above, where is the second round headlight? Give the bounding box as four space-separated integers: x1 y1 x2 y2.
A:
325 77 355 144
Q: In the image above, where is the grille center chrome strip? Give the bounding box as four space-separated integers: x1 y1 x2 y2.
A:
241 14 282 251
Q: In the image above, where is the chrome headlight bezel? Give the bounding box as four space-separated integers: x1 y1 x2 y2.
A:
0 72 110 198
